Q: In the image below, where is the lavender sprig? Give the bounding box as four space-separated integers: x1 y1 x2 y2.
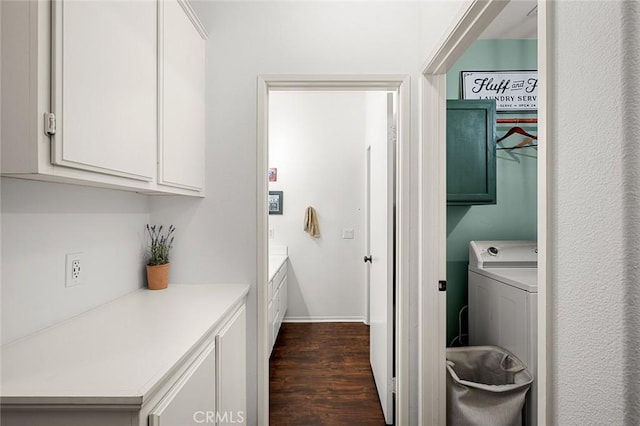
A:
146 224 175 266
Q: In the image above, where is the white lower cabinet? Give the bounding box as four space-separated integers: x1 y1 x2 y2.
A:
1 285 248 426
268 259 288 355
216 306 247 426
267 299 274 349
149 341 216 426
278 278 288 329
150 306 246 426
271 287 280 348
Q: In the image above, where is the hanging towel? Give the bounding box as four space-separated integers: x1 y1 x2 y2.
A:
304 206 321 238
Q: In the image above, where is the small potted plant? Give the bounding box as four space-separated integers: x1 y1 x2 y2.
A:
145 224 175 290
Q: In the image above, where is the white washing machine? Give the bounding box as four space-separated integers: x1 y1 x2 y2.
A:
468 240 538 426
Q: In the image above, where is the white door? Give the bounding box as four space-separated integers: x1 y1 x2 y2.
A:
364 146 372 326
369 92 396 425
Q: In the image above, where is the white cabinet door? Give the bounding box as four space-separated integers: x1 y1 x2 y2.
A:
51 0 157 181
271 288 280 350
149 341 216 426
268 299 275 354
215 305 246 426
159 0 206 191
279 276 288 322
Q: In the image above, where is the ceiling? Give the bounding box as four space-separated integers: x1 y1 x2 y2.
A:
478 0 538 40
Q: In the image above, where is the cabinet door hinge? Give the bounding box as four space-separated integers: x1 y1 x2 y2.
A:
44 112 56 136
391 377 397 394
438 280 447 291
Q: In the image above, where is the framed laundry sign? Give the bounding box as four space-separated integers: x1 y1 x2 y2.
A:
461 70 538 112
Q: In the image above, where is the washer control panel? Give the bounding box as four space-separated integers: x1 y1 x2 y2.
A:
469 241 537 268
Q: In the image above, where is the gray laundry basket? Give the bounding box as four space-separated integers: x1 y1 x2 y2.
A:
446 346 533 426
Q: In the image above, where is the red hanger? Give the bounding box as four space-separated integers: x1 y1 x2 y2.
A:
496 126 537 143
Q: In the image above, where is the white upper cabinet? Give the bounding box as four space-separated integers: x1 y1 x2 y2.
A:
159 0 207 191
51 0 157 181
0 0 206 196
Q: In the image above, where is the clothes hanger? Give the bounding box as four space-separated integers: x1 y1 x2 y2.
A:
497 137 538 150
496 126 537 143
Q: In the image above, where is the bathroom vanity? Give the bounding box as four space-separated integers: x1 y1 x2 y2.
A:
268 247 289 355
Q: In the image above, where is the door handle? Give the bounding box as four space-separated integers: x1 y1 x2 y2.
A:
364 255 372 263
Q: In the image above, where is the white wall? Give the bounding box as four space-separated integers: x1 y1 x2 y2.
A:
152 1 467 423
549 1 640 423
269 91 386 322
622 4 640 423
0 178 150 344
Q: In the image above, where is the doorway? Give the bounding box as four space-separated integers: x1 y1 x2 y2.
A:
419 0 548 424
256 76 410 425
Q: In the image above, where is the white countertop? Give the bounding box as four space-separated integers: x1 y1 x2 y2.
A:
269 255 288 282
1 284 249 406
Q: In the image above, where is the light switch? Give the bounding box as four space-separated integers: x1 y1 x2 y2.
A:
342 228 354 239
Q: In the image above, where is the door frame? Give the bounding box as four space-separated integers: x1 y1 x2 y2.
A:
418 0 549 424
257 75 411 425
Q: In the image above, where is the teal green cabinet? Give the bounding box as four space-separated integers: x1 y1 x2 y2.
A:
446 100 496 205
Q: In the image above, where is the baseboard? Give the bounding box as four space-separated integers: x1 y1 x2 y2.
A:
283 316 365 323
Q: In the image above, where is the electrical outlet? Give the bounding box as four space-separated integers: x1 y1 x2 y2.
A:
66 253 83 287
269 228 275 238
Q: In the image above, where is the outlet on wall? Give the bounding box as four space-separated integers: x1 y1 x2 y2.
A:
65 253 83 287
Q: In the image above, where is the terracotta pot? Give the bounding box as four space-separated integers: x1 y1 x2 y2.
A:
146 263 170 290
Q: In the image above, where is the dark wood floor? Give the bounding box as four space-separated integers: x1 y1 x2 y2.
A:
269 322 387 426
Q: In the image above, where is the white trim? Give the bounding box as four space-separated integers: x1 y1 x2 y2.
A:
256 76 269 426
283 317 364 323
260 75 406 90
418 71 447 426
537 1 549 424
418 1 515 424
257 75 410 426
420 1 508 75
177 0 208 40
396 75 411 426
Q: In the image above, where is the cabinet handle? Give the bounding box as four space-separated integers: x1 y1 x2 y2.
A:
44 112 56 136
364 255 372 263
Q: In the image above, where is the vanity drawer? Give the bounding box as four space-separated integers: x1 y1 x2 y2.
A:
275 263 288 289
